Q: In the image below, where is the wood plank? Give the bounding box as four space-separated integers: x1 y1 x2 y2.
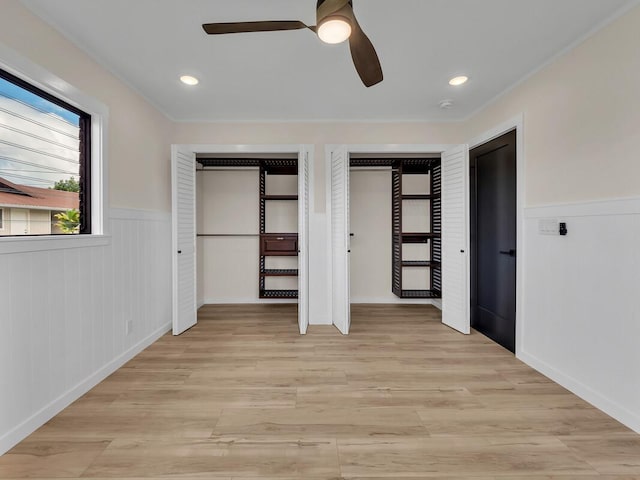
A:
417 407 630 437
338 436 598 477
0 440 110 478
81 437 340 478
213 407 427 437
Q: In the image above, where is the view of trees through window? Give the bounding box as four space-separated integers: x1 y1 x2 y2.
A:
0 69 90 236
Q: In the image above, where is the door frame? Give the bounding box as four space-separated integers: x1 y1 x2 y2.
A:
467 114 525 355
171 143 314 334
325 143 455 330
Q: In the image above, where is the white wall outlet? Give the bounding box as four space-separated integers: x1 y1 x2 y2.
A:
539 218 560 235
126 320 133 335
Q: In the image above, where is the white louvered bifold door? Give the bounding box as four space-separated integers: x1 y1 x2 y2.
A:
171 146 197 335
441 144 471 334
297 149 310 334
331 146 351 334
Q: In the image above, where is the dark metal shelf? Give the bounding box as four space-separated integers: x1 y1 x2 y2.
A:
261 195 298 201
260 269 299 277
263 159 299 176
401 194 440 200
401 261 441 268
400 289 441 299
392 158 442 300
401 233 440 243
259 289 298 299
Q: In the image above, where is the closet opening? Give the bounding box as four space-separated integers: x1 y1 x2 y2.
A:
348 154 442 325
193 153 306 331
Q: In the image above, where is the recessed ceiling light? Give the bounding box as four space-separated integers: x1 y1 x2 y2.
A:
449 76 469 86
180 75 199 86
439 99 454 109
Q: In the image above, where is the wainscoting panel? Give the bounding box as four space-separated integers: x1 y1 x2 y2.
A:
520 197 640 433
0 208 172 454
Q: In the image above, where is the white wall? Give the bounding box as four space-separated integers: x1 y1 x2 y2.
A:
0 1 174 454
520 200 640 432
464 4 640 433
349 169 435 302
349 170 393 302
196 172 205 307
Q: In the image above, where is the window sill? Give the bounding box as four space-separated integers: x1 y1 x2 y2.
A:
0 234 111 255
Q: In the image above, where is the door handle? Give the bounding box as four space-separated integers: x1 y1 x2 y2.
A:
499 249 516 257
178 250 182 254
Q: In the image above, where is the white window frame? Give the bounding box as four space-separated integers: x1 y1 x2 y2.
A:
0 44 109 254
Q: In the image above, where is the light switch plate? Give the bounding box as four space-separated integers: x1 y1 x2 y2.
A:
539 218 559 235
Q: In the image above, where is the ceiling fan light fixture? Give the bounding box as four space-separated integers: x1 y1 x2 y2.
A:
317 16 352 44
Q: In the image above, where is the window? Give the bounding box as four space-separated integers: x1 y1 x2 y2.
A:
0 208 3 229
0 67 91 236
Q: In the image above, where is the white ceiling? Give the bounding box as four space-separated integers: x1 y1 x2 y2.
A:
22 0 633 122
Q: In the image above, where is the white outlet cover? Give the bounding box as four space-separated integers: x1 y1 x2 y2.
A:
539 218 559 235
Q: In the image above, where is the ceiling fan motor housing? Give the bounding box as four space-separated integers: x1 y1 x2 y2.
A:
317 0 355 28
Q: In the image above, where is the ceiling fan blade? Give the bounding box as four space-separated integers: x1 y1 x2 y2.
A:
203 21 309 35
348 16 383 87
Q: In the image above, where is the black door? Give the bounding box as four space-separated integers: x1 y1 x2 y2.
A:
470 130 517 352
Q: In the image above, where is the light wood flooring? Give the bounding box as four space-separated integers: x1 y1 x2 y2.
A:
1 304 639 479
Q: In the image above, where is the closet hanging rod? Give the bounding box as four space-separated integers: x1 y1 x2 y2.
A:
349 166 393 171
197 167 260 172
197 234 260 237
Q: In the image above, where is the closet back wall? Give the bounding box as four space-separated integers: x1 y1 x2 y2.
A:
350 170 392 302
197 170 259 304
197 169 298 304
349 169 433 303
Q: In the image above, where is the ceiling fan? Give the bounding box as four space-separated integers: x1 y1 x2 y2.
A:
202 0 383 87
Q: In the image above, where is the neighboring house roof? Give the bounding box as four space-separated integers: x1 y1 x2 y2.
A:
0 177 78 210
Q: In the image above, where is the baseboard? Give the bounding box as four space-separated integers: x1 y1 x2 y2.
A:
0 323 171 456
350 297 436 305
309 317 333 326
203 298 298 305
518 349 640 434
